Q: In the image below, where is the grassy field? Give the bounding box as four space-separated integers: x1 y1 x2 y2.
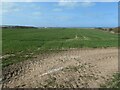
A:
2 28 118 67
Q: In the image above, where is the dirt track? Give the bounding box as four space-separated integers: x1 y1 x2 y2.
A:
2 48 118 88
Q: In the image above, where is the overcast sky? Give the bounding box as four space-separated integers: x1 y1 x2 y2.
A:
1 2 118 27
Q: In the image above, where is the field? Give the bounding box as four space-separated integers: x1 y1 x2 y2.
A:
2 28 119 66
3 28 118 54
2 28 119 88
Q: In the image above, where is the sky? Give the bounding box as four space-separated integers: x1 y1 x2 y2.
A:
1 2 118 27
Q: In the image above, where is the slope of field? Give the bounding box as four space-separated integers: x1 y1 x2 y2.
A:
2 28 118 66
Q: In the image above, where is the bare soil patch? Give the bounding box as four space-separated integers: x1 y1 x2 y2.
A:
2 48 118 88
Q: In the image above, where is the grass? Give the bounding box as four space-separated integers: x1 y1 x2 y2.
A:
101 73 120 88
2 28 118 67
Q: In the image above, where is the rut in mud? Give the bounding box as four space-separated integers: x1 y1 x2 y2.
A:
2 48 118 88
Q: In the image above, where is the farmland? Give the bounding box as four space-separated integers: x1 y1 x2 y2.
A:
2 28 118 66
3 47 118 88
1 1 119 88
2 28 119 88
3 28 118 53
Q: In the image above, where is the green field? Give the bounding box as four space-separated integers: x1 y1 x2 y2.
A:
2 28 118 67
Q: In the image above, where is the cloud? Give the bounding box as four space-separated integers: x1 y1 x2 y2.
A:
81 2 96 7
1 2 42 15
57 16 72 21
2 3 21 14
53 8 63 12
1 0 119 2
32 12 42 16
26 11 42 19
58 0 96 8
1 0 36 2
25 0 35 2
58 0 78 8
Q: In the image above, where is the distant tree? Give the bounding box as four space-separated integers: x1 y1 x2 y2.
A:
109 28 113 31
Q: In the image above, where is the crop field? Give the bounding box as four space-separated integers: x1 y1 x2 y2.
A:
2 28 118 67
3 28 118 53
2 28 119 88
